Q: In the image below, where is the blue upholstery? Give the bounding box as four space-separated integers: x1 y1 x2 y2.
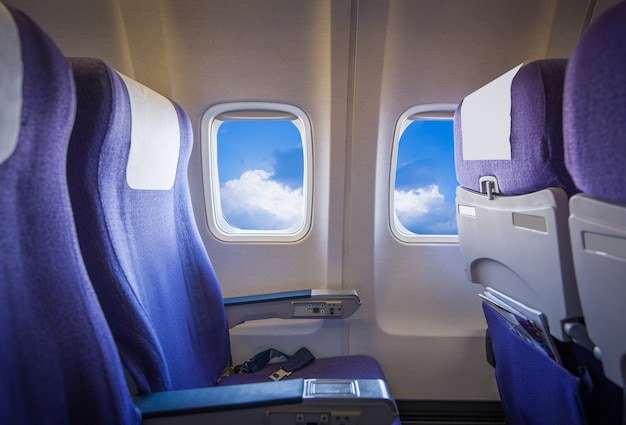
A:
454 59 599 424
0 6 139 424
564 1 626 204
563 0 626 396
219 355 386 386
455 59 577 196
68 58 231 393
454 59 581 341
483 303 592 425
66 58 396 422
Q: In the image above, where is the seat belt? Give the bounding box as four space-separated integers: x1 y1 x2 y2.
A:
234 347 315 381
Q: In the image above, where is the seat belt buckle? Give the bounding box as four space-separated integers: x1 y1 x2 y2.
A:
269 368 293 381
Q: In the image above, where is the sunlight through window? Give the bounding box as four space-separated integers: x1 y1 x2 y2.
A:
201 103 312 242
390 105 458 243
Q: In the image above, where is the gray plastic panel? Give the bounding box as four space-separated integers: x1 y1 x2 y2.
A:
139 379 398 425
225 290 362 328
569 194 626 388
456 186 582 341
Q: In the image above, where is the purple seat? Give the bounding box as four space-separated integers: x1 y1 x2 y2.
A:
0 5 139 424
454 59 581 342
68 58 231 393
564 0 626 390
455 59 577 197
564 0 626 205
453 59 607 425
66 58 397 424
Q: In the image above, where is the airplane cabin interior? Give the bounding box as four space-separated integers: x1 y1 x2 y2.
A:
1 0 625 424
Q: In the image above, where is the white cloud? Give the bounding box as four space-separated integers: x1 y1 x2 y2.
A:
394 184 457 234
394 184 445 221
221 169 303 230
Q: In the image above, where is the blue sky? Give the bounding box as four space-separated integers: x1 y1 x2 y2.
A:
217 120 304 230
216 118 457 235
394 120 458 235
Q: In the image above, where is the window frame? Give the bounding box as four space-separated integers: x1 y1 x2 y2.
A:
389 104 459 244
200 102 313 243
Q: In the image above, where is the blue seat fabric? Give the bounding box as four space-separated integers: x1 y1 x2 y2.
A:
454 56 625 424
0 6 140 425
483 303 591 425
67 58 231 394
563 1 626 204
219 355 386 386
561 0 626 415
455 59 578 196
66 57 394 414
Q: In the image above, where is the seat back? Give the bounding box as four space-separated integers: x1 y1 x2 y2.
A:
67 58 231 394
0 5 139 424
454 59 581 340
564 0 626 389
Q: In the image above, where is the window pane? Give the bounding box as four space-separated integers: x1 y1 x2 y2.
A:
217 120 304 231
201 102 313 242
394 119 458 236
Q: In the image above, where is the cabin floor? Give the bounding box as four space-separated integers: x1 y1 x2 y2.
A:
397 400 506 424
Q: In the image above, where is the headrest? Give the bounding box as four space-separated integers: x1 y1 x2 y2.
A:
118 73 180 191
0 4 23 165
564 1 626 204
460 64 521 161
455 59 577 196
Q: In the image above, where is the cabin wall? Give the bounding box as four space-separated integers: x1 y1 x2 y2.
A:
350 0 564 398
7 0 602 401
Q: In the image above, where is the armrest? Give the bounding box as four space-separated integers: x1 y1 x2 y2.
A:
135 378 399 425
224 289 362 328
135 379 303 418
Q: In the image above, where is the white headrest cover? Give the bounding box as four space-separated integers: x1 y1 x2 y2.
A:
119 72 180 190
461 64 523 161
0 3 23 165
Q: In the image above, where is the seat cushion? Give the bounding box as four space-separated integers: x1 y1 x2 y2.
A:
219 355 387 386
